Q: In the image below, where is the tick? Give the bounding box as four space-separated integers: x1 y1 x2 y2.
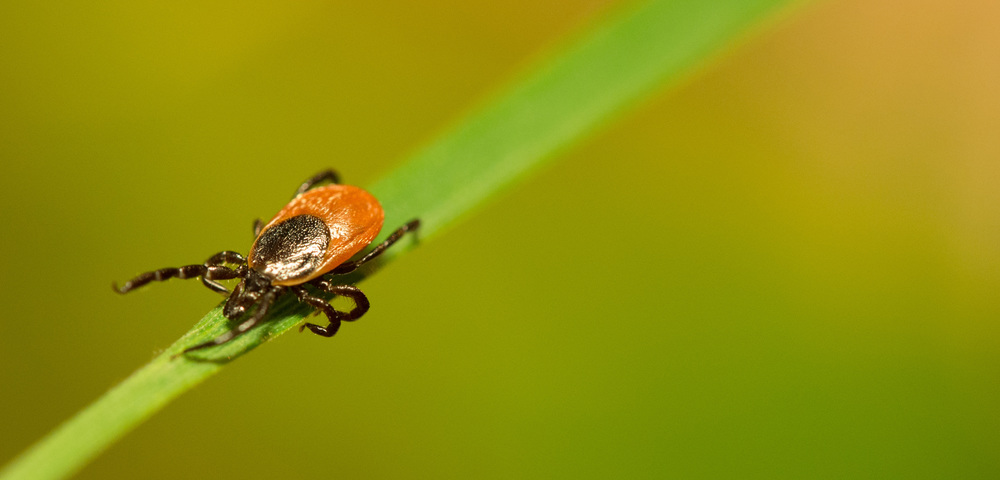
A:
114 169 419 355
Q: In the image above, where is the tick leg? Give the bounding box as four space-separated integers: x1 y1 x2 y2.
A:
328 219 421 275
206 251 246 265
295 282 370 337
179 287 284 355
291 285 344 337
253 218 264 238
314 281 370 321
114 264 239 294
293 169 340 198
199 266 242 294
202 251 247 294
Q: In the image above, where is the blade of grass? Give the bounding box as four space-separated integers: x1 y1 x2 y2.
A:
0 0 801 478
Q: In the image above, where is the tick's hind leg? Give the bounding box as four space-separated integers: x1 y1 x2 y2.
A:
315 282 370 321
292 285 344 337
329 219 420 275
114 261 241 295
294 282 370 337
293 169 340 198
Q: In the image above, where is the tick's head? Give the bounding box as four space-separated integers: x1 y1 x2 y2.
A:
223 268 274 320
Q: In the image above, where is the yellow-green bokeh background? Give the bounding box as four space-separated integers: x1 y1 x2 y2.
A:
2 0 998 478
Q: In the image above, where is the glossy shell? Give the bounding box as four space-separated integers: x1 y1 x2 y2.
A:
248 184 384 286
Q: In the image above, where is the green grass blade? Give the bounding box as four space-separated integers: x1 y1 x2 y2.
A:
0 0 799 478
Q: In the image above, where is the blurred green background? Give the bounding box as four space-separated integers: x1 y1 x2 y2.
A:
2 0 998 478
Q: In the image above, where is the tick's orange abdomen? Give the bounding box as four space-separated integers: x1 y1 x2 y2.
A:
249 185 384 286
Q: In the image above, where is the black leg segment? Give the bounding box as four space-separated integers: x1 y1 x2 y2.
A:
314 281 370 320
296 281 370 337
292 285 344 337
202 251 248 294
293 169 340 198
205 251 246 266
329 219 420 275
114 263 240 295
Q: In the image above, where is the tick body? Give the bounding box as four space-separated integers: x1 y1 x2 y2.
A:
115 169 419 355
